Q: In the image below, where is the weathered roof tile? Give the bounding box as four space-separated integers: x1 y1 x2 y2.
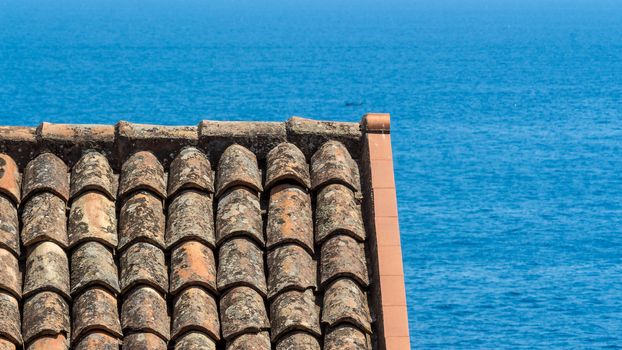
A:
166 190 215 250
267 244 316 299
68 192 117 249
168 147 213 198
171 287 220 341
119 191 165 251
121 286 170 341
216 186 263 246
0 292 21 345
0 248 21 299
276 332 320 350
321 278 372 334
310 141 360 192
174 331 216 350
266 184 313 253
25 334 68 350
0 154 21 205
320 235 369 289
0 338 15 350
118 151 166 199
220 286 269 341
0 196 19 256
226 331 271 350
73 332 120 350
269 289 321 341
215 145 262 198
315 184 365 244
324 324 371 350
22 153 69 203
23 242 70 300
70 152 116 200
21 192 68 249
122 333 167 350
120 242 168 295
22 291 70 345
217 238 267 296
72 287 122 342
265 143 311 190
170 241 217 296
70 242 120 296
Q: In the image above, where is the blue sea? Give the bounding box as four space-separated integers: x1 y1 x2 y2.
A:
1 0 622 348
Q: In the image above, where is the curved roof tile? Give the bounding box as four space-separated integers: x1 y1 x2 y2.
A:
315 184 365 244
122 333 167 350
68 192 117 249
170 241 217 296
168 147 213 198
217 238 267 296
226 331 270 350
70 152 116 200
0 248 21 299
320 234 369 289
219 286 269 341
71 287 122 342
0 196 19 257
22 291 70 345
73 332 120 350
310 141 360 192
216 187 263 246
171 287 220 341
321 278 372 334
265 143 310 190
118 191 165 251
25 334 68 350
121 286 170 341
23 242 70 300
269 289 321 341
70 242 120 296
21 192 68 249
0 292 21 346
0 154 21 205
275 332 320 350
215 144 262 198
174 331 216 350
119 151 166 199
166 190 215 250
324 324 371 350
267 244 316 299
119 242 168 295
266 184 313 253
22 153 69 203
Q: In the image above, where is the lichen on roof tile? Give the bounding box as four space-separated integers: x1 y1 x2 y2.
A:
168 147 213 198
22 291 70 345
23 242 70 300
275 332 320 350
310 140 360 192
269 289 321 341
226 331 271 350
68 191 117 249
217 237 267 296
71 287 122 342
70 242 120 296
265 142 311 190
118 191 165 251
0 338 16 350
171 287 220 341
21 192 68 249
0 154 21 205
216 186 263 246
267 244 316 299
118 151 166 199
170 241 217 296
324 324 371 350
320 234 369 289
266 184 313 253
321 278 372 334
174 331 216 350
70 152 116 200
315 184 365 244
121 286 170 341
22 153 69 203
0 248 21 299
166 190 215 250
25 334 68 350
0 292 21 345
73 332 120 350
119 242 168 295
215 144 262 198
122 332 167 350
0 196 19 256
219 286 269 341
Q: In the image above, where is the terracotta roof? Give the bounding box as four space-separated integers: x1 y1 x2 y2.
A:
0 115 409 350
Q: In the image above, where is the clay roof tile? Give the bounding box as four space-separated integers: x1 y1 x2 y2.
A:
321 278 372 334
70 242 120 296
320 235 369 289
225 331 271 350
166 190 215 250
215 144 262 198
219 286 269 341
324 324 372 350
21 192 68 249
267 244 316 299
310 140 360 192
68 192 117 249
265 143 311 190
122 333 167 350
22 153 69 203
70 152 116 200
118 151 166 200
25 334 68 350
275 332 320 350
120 286 170 341
0 196 19 256
0 292 21 345
269 289 321 341
216 186 263 246
23 242 70 300
118 191 165 251
0 248 21 299
71 287 122 342
168 147 213 198
73 332 120 350
119 242 168 295
217 238 267 296
174 331 216 350
0 154 21 205
169 241 217 296
266 184 313 253
171 287 220 341
315 184 365 244
22 291 70 345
